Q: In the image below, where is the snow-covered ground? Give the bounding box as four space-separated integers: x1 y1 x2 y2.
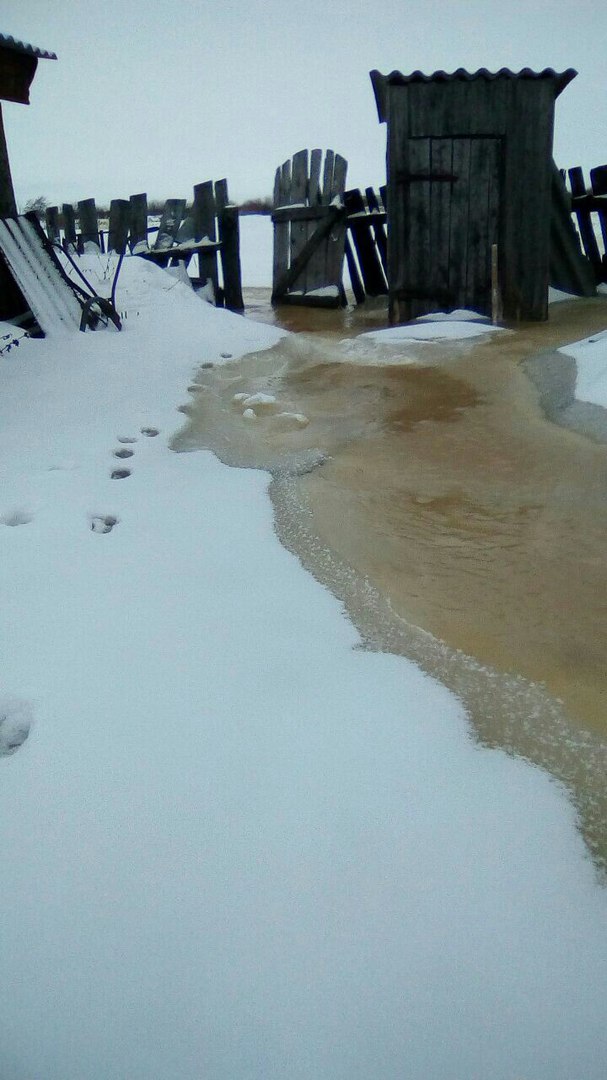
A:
560 327 607 408
1 255 607 1080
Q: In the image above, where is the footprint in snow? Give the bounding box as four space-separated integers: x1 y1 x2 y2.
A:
1 509 33 527
117 436 138 444
113 447 134 459
140 427 159 437
110 468 131 480
0 697 33 755
91 515 118 534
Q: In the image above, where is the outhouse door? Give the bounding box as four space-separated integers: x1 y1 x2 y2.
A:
396 135 502 319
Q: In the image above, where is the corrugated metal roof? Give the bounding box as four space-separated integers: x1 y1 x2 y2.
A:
0 33 57 60
371 67 577 120
0 217 82 335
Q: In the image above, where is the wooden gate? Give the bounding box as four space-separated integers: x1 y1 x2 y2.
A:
272 149 348 307
394 135 502 320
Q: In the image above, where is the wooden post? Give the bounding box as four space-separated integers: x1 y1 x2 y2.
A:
45 205 61 244
215 179 244 312
108 198 130 254
272 160 291 297
62 203 77 248
129 193 148 251
193 180 219 300
78 198 101 251
491 244 502 324
0 103 17 217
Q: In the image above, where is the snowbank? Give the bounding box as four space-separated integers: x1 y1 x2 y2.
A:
1 256 606 1080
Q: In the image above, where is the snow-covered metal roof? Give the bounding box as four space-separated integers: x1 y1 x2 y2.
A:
0 33 57 61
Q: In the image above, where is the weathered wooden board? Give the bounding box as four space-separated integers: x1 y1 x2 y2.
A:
108 199 130 255
129 193 148 251
45 205 61 245
215 178 244 312
589 165 607 262
78 198 100 251
193 180 219 298
344 188 387 296
62 203 77 248
154 198 186 251
550 164 596 296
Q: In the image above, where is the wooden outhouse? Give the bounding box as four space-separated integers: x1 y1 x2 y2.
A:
0 33 57 217
370 67 577 322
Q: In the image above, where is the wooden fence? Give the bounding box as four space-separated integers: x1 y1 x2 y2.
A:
566 164 607 283
43 180 243 311
343 185 388 303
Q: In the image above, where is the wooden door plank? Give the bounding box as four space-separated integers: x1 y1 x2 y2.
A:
308 148 322 205
449 138 471 311
272 159 291 295
429 138 453 308
321 150 335 204
405 138 432 317
325 153 348 292
290 149 309 292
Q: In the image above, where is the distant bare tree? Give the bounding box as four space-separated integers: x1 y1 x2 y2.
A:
22 195 48 220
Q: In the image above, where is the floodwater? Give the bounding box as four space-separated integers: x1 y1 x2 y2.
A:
174 290 607 872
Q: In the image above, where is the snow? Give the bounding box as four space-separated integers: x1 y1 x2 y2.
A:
363 313 506 342
549 285 581 303
560 328 607 408
1 254 607 1080
238 213 273 286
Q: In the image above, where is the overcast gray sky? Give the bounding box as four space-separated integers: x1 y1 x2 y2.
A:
2 0 606 207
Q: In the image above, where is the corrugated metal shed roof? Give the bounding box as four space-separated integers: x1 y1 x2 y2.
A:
0 33 57 61
0 216 83 335
371 67 577 120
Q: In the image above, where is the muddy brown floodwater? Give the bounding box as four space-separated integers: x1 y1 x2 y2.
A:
174 292 607 874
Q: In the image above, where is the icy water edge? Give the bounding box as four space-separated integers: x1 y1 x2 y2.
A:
174 291 607 875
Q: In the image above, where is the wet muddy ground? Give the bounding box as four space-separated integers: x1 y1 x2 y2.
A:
174 293 607 872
